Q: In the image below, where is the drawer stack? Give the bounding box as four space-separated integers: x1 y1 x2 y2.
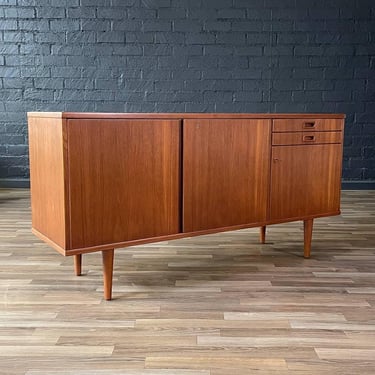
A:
272 118 344 146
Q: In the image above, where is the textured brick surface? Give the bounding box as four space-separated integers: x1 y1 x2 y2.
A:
0 0 374 182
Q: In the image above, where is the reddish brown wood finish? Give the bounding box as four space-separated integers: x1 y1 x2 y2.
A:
67 119 181 249
27 112 345 300
273 118 343 132
28 116 69 249
269 144 343 220
28 112 346 120
183 119 271 232
74 254 82 276
272 131 343 146
102 249 114 301
260 226 266 244
304 219 313 258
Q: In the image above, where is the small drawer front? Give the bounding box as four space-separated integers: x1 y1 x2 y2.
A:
272 131 342 146
273 118 343 132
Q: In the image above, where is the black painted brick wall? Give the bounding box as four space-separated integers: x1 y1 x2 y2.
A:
0 0 374 182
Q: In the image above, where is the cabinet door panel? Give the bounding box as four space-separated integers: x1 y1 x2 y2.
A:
67 119 180 249
270 144 342 220
183 119 271 232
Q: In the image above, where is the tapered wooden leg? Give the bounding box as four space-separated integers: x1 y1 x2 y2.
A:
102 249 114 301
260 226 266 244
74 254 82 276
303 219 313 258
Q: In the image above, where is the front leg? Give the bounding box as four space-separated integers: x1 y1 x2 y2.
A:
74 254 82 276
102 249 114 301
259 226 266 244
303 219 313 258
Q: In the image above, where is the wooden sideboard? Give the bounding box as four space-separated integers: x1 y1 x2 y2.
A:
28 112 345 300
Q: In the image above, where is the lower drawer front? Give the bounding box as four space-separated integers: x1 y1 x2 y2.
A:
272 131 342 146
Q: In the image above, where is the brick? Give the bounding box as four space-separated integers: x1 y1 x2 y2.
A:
233 46 263 56
216 32 246 44
50 20 80 31
36 7 65 18
144 45 172 56
126 32 154 43
0 45 18 54
233 91 262 102
155 32 184 44
0 20 17 30
51 67 81 78
35 32 66 43
68 7 96 18
292 90 322 102
143 20 172 32
264 46 293 56
114 45 143 55
293 67 325 79
323 90 352 101
204 21 232 32
174 20 202 32
203 91 233 102
158 56 188 68
0 67 20 78
246 33 270 44
219 56 248 68
246 9 272 20
186 32 216 44
82 20 111 31
21 66 50 78
173 45 202 56
34 78 64 89
294 46 323 56
304 80 334 90
204 45 233 56
158 8 186 19
128 8 156 19
155 80 184 91
24 88 54 100
3 78 32 88
35 55 66 66
18 20 49 31
217 9 246 19
143 0 170 8
273 80 303 90
262 20 294 32
232 69 262 79
3 31 32 43
200 0 232 8
5 8 35 18
94 78 121 89
97 31 125 43
113 20 143 31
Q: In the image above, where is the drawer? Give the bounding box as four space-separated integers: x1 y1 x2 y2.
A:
273 118 343 132
272 131 342 146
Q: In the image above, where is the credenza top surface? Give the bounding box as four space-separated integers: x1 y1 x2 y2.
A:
27 112 346 120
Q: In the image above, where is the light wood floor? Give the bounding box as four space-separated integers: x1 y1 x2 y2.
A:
0 189 375 375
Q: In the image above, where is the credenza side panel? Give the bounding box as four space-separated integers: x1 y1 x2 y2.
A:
183 119 271 232
28 116 68 249
67 119 181 249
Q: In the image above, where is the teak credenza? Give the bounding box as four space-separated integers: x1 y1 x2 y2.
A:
27 112 345 300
